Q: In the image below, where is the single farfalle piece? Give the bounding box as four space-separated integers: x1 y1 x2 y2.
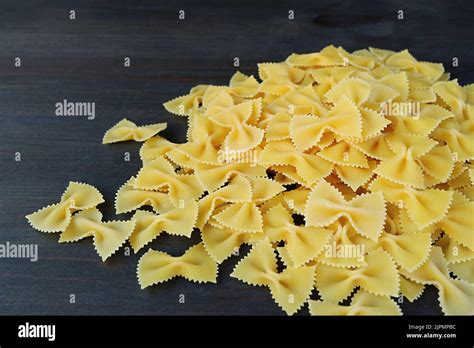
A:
289 96 362 152
309 290 402 315
315 248 399 302
231 238 315 315
115 177 174 214
134 156 204 206
370 177 453 229
26 182 104 233
259 140 333 186
59 208 135 261
374 133 438 188
400 247 474 315
263 203 332 266
102 118 167 144
305 179 386 241
207 92 264 151
129 200 198 252
137 243 218 288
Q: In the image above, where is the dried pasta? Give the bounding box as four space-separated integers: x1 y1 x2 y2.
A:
102 118 167 144
59 208 135 261
27 46 474 316
137 243 217 288
26 182 104 232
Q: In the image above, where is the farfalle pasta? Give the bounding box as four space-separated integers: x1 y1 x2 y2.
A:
263 203 332 266
115 177 174 214
27 46 474 316
137 243 217 288
400 247 474 315
305 179 386 241
129 200 198 251
316 248 400 302
102 118 167 144
231 238 315 315
27 182 104 232
59 208 135 261
134 156 204 205
309 290 402 316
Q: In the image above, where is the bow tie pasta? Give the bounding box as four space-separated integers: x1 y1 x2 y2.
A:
27 46 474 316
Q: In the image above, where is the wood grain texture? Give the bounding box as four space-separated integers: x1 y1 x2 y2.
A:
0 0 472 315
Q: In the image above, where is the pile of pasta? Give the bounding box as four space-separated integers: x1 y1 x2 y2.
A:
27 46 474 315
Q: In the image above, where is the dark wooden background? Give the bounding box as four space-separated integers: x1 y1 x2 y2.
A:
0 0 472 315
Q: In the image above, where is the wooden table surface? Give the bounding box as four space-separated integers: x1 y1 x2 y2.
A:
0 0 472 315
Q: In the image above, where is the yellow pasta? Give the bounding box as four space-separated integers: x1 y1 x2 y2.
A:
26 182 104 232
399 275 425 303
400 247 474 315
231 238 315 315
134 156 204 206
263 203 332 266
59 208 135 261
260 140 334 186
139 136 178 163
27 46 474 316
305 179 386 241
201 223 260 263
309 290 402 315
129 200 198 252
316 248 399 302
102 118 167 144
115 177 174 214
137 243 217 288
